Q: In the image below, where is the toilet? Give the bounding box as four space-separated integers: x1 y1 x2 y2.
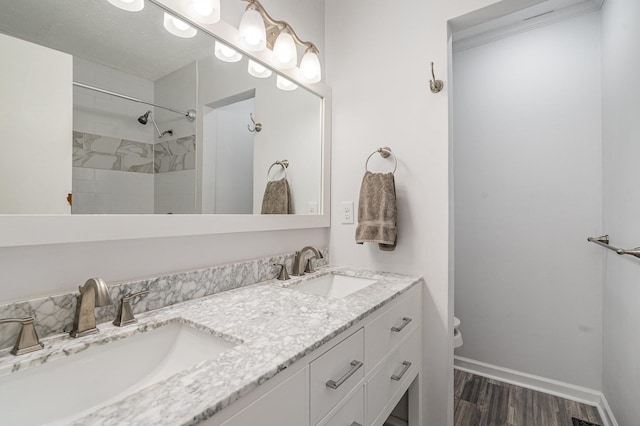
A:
453 316 463 350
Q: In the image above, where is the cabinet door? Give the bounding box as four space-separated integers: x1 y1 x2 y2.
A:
221 366 309 426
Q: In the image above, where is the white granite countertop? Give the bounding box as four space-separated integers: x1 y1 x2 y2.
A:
0 266 420 426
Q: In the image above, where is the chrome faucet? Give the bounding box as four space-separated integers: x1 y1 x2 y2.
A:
291 246 324 276
70 278 113 338
0 316 44 355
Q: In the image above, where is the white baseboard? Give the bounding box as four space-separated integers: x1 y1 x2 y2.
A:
454 356 618 426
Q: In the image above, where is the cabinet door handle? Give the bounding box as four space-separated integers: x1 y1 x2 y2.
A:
326 360 363 389
351 423 363 426
391 317 412 332
391 361 412 381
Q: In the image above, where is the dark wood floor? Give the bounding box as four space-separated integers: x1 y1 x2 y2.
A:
454 370 603 426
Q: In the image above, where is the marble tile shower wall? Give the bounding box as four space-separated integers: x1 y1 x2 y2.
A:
0 249 328 351
73 131 154 173
72 132 197 174
154 136 196 173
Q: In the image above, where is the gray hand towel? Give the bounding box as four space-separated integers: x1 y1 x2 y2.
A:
355 171 397 251
261 177 292 214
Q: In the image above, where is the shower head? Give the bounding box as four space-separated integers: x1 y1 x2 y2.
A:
137 110 163 137
138 110 152 125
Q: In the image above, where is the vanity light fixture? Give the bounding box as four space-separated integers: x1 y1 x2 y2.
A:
272 30 297 69
185 0 220 24
299 47 321 83
248 59 272 78
238 6 267 51
276 75 297 91
215 40 242 62
106 0 144 12
237 0 321 81
163 12 198 38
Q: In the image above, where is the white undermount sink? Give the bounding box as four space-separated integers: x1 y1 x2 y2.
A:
0 321 238 425
290 273 378 298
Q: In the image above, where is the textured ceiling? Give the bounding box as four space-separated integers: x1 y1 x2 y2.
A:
0 0 215 81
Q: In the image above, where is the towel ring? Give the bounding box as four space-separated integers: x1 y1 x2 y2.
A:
365 147 397 174
267 159 289 181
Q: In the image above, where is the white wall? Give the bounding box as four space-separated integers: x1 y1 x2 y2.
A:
325 1 521 424
452 13 604 390
213 99 255 214
0 33 72 214
601 0 640 423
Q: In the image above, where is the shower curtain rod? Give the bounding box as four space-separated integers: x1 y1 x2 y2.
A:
73 82 196 121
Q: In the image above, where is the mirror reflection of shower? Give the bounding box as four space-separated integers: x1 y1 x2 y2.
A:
137 110 174 138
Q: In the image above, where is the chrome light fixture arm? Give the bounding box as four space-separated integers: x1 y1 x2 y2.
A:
241 0 318 53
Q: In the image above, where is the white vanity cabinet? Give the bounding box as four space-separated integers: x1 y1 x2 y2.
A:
220 366 310 426
206 284 422 426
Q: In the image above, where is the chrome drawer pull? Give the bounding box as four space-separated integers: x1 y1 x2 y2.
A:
351 423 363 426
391 317 412 332
391 361 412 381
326 360 363 389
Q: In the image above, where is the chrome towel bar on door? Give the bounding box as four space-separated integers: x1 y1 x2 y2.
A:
587 235 640 258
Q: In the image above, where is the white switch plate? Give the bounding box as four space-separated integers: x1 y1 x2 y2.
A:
307 201 318 215
341 201 354 224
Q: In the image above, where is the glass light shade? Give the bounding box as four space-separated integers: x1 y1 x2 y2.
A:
215 41 242 63
238 9 266 51
186 0 220 24
248 60 272 78
299 50 321 83
106 0 144 12
273 31 297 69
276 75 298 91
163 13 197 38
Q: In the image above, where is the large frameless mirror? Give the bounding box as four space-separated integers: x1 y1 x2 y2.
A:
0 0 325 216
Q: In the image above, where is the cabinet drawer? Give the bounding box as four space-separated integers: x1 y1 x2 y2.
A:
320 386 364 426
365 286 420 374
366 328 420 426
311 328 364 425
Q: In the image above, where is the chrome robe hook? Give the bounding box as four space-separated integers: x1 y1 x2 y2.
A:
430 62 444 93
248 113 262 133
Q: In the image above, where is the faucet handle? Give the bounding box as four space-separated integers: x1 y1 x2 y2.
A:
113 290 149 327
273 263 290 281
0 316 44 356
304 258 317 273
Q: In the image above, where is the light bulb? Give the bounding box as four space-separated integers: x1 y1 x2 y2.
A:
173 18 189 31
106 0 144 12
299 49 321 83
238 8 266 51
163 13 197 38
276 75 297 91
273 31 297 69
215 41 242 63
248 60 272 78
186 0 220 24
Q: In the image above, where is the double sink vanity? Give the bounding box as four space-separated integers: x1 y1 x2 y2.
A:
0 259 422 426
